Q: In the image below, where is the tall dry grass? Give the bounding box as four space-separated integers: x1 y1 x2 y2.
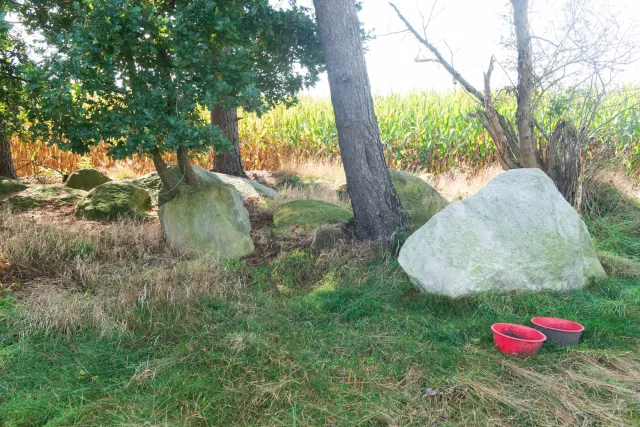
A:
0 211 245 333
463 353 640 426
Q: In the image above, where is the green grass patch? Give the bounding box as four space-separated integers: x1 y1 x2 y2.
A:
2 181 640 425
1 248 639 425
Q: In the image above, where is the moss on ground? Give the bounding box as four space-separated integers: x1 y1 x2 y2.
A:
0 178 27 195
273 199 352 230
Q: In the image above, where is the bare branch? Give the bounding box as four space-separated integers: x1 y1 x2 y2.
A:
529 35 559 48
378 29 410 37
389 2 485 103
415 57 439 63
532 116 550 142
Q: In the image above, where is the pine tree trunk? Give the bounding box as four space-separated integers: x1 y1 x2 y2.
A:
0 136 18 179
512 0 538 168
313 0 407 241
211 105 246 177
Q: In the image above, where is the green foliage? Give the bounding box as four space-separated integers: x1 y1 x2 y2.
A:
22 0 322 160
0 5 34 139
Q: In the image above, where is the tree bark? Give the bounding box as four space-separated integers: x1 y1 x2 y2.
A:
152 150 180 205
546 120 583 209
0 136 18 179
176 146 197 186
511 0 538 168
211 105 246 177
314 0 407 241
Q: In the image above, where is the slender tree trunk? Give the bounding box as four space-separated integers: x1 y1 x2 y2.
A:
0 136 18 179
511 0 537 168
211 105 246 177
313 0 407 241
152 150 181 205
176 146 197 186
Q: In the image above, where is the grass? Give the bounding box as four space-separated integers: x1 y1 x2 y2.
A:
1 168 640 425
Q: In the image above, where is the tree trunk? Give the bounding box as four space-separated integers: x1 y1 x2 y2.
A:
152 150 180 205
477 58 521 169
511 0 538 168
211 105 246 177
0 136 18 179
313 0 407 241
546 120 583 210
176 146 197 186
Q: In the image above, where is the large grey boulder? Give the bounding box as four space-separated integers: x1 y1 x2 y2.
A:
389 169 449 228
399 169 606 297
65 168 112 191
159 182 254 258
75 181 151 221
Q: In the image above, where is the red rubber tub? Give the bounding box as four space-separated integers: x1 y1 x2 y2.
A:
531 317 584 346
491 323 547 357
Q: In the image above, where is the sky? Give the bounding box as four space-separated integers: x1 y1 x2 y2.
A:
303 0 640 96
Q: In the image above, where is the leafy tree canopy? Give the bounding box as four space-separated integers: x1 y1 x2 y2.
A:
0 4 33 140
21 0 323 160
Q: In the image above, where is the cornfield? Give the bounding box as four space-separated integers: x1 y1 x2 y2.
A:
12 89 640 177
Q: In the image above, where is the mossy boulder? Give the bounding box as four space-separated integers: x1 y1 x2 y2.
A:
212 172 279 201
0 178 27 195
158 165 224 206
273 199 353 230
3 185 87 212
132 172 163 203
389 169 449 228
399 169 606 297
75 181 151 221
65 168 112 191
159 182 254 258
157 166 278 206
